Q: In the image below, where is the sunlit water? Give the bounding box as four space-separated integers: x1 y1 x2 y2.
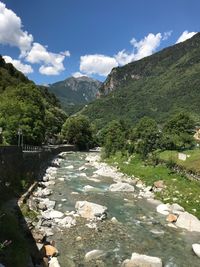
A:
46 152 200 267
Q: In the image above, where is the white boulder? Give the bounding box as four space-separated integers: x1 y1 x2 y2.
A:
75 201 107 220
156 204 170 215
109 182 135 192
42 210 64 220
122 253 162 267
49 257 61 267
192 243 200 257
84 250 105 262
175 212 200 232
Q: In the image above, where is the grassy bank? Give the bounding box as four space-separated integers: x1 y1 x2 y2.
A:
159 148 200 174
106 152 200 219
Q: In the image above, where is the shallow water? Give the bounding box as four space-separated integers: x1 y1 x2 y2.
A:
47 152 200 267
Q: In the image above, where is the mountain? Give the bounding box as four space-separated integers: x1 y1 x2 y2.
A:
48 76 102 114
80 33 200 128
0 56 67 145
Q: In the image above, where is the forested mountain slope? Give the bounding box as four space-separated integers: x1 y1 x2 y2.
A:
81 33 200 127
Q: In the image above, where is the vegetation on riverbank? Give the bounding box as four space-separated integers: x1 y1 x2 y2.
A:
106 152 200 219
159 149 200 174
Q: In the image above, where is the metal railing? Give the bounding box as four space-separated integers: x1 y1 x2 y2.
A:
22 144 43 152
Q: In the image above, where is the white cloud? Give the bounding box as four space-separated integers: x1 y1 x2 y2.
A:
130 33 162 60
0 2 71 76
3 55 33 74
80 54 118 76
26 42 70 75
78 32 172 76
0 2 33 56
72 72 87 78
115 32 172 66
115 50 135 66
176 30 197 44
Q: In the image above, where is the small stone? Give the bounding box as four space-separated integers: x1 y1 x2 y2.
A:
154 180 165 189
166 214 178 223
76 236 82 241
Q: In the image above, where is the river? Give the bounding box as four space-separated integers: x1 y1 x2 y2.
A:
43 152 200 267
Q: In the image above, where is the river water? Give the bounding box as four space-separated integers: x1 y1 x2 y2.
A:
46 152 200 267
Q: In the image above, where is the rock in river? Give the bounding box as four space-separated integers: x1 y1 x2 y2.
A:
175 212 200 232
156 204 170 215
75 201 107 220
41 210 64 220
122 253 162 267
109 182 135 192
85 249 105 262
192 243 200 257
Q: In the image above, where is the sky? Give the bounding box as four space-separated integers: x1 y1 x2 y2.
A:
0 0 199 85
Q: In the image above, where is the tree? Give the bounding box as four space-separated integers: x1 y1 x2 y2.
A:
0 84 45 145
161 112 195 150
131 117 160 158
61 115 93 150
101 120 126 157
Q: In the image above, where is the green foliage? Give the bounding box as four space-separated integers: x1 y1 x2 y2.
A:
61 115 93 150
81 33 200 128
0 57 67 145
131 117 160 158
161 112 195 150
101 120 127 157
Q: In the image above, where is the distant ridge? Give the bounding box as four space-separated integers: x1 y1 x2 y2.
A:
48 76 102 112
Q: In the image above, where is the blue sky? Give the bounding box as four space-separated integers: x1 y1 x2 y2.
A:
0 0 199 85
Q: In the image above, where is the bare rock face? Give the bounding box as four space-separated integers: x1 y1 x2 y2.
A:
109 182 135 192
175 212 200 232
75 201 107 220
122 253 162 267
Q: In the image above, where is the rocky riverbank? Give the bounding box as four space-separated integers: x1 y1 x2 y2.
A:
20 151 200 266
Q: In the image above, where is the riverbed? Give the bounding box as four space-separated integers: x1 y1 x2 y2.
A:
41 152 200 267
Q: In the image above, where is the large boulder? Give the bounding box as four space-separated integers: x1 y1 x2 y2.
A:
75 201 107 220
109 182 135 192
175 212 200 232
122 253 162 267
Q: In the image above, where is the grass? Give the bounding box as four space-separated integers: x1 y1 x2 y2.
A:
159 148 200 174
106 152 200 219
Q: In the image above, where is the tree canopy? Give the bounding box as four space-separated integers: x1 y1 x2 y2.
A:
61 115 93 150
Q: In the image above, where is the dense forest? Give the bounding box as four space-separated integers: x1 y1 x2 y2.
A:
0 56 67 145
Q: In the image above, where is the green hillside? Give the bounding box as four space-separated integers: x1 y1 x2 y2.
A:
0 56 67 145
81 33 200 128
